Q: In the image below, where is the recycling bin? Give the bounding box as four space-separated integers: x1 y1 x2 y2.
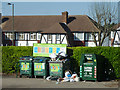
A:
49 60 70 78
19 56 33 78
80 54 105 81
33 57 49 79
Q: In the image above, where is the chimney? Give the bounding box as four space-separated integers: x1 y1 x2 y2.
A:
62 11 68 24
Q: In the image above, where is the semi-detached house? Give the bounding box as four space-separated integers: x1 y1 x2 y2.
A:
2 11 101 47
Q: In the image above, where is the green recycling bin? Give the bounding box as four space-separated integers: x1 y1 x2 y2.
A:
19 56 33 78
33 57 49 78
49 60 70 78
80 54 105 81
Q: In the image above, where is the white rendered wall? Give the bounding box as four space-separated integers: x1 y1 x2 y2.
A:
15 41 37 46
61 35 67 44
41 34 67 44
85 42 96 47
111 31 120 47
41 34 47 43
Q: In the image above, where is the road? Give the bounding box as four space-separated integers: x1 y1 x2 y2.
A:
2 76 118 88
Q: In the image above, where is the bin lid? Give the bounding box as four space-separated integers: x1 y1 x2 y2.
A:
20 56 33 60
48 61 63 63
33 57 49 61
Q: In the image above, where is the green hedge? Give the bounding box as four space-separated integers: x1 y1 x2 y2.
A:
68 47 120 78
2 46 33 74
2 46 120 78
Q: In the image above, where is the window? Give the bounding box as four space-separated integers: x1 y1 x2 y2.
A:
56 34 60 40
73 33 84 40
30 33 36 40
5 33 13 40
85 33 94 40
37 33 41 40
48 34 52 40
17 33 24 40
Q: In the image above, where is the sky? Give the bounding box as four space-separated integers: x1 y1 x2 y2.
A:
1 0 120 2
2 2 118 16
1 0 119 23
2 2 95 16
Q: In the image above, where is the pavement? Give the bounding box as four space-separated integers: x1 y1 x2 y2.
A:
1 75 119 88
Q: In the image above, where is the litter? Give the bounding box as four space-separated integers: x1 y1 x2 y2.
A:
46 76 52 81
49 51 68 62
49 53 57 61
56 70 80 83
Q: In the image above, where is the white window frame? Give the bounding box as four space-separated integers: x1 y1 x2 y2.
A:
30 33 37 40
85 33 94 41
17 33 25 40
73 33 84 41
48 34 52 40
5 32 13 40
37 33 41 40
56 34 60 40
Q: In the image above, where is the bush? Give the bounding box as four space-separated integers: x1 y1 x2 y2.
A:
2 46 33 74
2 46 120 79
68 47 120 79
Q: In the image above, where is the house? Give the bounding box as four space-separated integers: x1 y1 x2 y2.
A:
111 23 120 47
2 11 101 47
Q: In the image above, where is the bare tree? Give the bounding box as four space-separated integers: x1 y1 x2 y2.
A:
89 2 117 46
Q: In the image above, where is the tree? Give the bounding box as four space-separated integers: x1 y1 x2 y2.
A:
89 2 117 46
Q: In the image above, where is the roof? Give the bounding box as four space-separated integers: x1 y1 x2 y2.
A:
112 23 120 31
42 23 67 34
68 15 99 32
2 15 100 33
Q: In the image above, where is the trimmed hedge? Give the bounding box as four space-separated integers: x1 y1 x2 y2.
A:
68 47 120 78
2 46 33 74
2 46 120 78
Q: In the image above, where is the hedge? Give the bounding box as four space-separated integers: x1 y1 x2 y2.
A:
67 47 120 79
2 46 120 79
2 46 33 74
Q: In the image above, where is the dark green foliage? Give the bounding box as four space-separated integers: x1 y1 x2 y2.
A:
2 46 120 79
2 46 33 74
68 47 120 79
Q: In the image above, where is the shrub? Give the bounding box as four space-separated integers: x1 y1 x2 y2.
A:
68 47 120 78
2 46 120 79
2 46 33 74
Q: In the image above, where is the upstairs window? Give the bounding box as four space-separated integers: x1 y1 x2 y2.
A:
17 33 24 40
85 33 94 40
37 33 41 40
48 34 52 40
73 33 84 41
30 33 37 40
5 33 13 40
56 34 60 40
